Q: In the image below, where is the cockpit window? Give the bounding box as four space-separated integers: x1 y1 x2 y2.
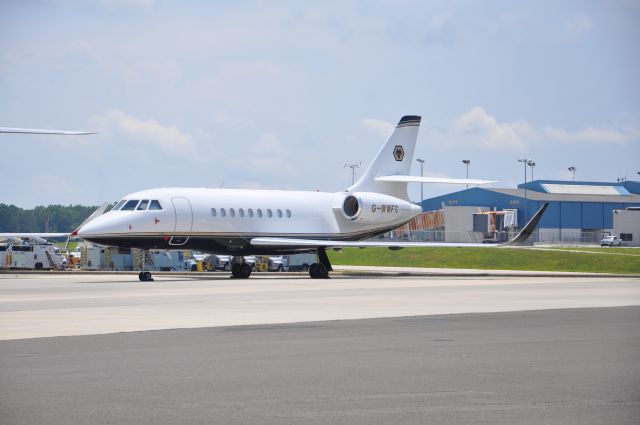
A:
148 200 163 210
137 200 150 210
121 200 140 211
112 200 126 211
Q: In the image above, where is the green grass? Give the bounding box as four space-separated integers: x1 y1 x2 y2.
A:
54 241 78 251
541 247 640 254
328 247 640 274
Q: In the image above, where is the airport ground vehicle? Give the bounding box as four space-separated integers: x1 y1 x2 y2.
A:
0 240 64 270
267 254 316 272
283 253 316 271
600 235 622 247
205 255 231 271
268 256 286 272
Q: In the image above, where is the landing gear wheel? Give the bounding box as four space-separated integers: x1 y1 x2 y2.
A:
231 262 252 279
309 263 329 279
309 263 318 278
138 271 153 282
240 263 252 279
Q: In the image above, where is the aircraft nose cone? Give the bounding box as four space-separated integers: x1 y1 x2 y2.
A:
76 215 107 237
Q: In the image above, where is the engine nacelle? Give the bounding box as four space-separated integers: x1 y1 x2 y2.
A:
341 192 416 225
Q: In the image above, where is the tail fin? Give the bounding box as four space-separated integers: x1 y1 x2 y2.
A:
347 115 421 200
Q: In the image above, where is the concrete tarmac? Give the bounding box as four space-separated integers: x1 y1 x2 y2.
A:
1 272 639 340
1 272 639 424
1 307 639 425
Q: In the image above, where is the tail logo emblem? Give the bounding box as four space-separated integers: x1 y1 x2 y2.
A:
393 145 405 161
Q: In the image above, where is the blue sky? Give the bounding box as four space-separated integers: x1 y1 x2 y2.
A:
1 0 639 208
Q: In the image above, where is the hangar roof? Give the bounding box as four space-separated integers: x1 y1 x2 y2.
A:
486 188 640 203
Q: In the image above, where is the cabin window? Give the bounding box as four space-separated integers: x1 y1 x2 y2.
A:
112 200 126 211
121 200 140 211
239 208 245 218
230 208 236 218
149 200 163 210
267 209 273 218
286 209 291 218
277 209 283 218
257 209 263 218
137 200 150 210
220 208 226 217
248 208 254 218
211 208 217 218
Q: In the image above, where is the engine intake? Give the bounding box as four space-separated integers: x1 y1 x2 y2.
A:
342 195 361 220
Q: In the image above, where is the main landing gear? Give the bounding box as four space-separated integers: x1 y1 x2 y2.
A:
138 271 154 282
309 247 332 279
230 256 252 279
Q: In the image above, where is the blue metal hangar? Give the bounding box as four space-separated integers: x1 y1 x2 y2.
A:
421 180 640 244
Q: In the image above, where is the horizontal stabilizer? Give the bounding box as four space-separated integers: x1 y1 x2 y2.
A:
375 175 497 185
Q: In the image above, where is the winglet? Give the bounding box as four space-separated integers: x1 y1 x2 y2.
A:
504 203 549 246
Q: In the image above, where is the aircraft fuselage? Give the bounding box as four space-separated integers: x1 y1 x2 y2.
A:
78 187 422 255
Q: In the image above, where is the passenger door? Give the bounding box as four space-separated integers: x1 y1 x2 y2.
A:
172 197 193 233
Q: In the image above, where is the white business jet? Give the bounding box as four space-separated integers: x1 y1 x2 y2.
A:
75 115 548 281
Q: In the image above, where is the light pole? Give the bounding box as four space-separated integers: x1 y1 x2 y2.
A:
344 162 361 185
462 159 470 189
518 158 530 223
416 158 425 210
568 166 576 182
527 160 535 181
617 176 628 189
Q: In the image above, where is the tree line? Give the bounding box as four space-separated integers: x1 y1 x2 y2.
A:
0 204 98 233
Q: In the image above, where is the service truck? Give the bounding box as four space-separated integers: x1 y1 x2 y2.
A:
1 240 64 270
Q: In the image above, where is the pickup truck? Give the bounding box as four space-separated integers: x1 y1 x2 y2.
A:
600 235 622 247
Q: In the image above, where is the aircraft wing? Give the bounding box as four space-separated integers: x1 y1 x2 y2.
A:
375 175 497 185
250 238 490 248
0 127 95 135
251 203 549 250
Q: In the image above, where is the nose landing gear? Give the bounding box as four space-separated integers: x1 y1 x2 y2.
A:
138 250 154 281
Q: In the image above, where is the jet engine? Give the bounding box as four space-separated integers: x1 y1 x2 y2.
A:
341 192 416 225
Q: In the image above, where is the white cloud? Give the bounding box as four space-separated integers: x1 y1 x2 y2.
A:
564 14 592 39
89 109 196 157
361 118 394 139
453 106 531 151
245 133 296 177
544 126 639 144
438 107 639 152
99 0 155 10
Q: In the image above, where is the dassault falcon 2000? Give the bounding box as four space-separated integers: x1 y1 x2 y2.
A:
73 115 548 281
